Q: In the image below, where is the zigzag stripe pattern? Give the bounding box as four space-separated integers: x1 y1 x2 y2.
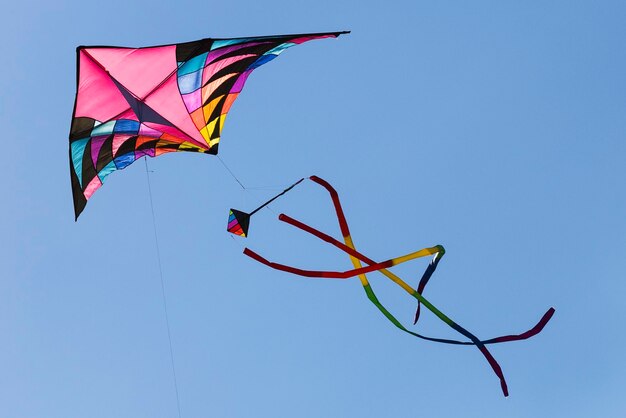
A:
176 33 344 153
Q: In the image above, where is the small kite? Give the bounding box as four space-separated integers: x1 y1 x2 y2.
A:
69 31 348 219
227 178 304 237
239 176 555 397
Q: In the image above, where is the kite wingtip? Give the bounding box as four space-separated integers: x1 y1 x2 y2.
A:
501 380 509 397
413 303 421 325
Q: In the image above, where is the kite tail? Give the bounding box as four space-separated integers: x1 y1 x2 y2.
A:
244 175 554 397
243 244 440 278
245 247 478 345
249 213 554 346
481 307 555 344
414 250 444 324
307 175 510 397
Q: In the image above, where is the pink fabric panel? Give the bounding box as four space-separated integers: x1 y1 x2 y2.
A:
144 75 206 146
112 135 132 156
87 46 178 99
138 124 163 138
75 50 131 121
118 109 138 120
83 176 103 200
290 34 335 44
202 54 255 86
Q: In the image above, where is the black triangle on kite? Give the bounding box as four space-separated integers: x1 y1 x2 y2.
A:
111 77 174 127
227 208 251 237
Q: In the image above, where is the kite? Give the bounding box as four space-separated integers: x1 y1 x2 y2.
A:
227 178 304 237
242 176 555 397
69 31 349 219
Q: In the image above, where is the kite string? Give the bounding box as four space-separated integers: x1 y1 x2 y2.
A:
216 155 279 217
217 155 246 190
144 157 183 418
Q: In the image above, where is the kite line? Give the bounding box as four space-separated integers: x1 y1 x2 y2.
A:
144 158 183 418
217 155 246 191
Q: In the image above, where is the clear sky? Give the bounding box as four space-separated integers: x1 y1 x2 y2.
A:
1 1 625 417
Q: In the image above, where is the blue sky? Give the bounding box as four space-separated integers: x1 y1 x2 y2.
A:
1 1 625 417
